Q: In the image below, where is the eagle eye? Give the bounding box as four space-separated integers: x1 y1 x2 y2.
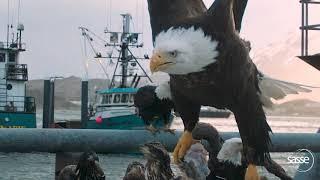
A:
169 51 177 58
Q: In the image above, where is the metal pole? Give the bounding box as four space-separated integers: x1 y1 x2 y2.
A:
42 80 50 128
18 30 22 49
305 2 309 56
301 1 305 56
81 80 89 128
130 73 138 87
0 129 319 153
121 42 128 87
120 14 131 87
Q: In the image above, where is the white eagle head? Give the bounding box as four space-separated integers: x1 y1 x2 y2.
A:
217 137 243 166
150 27 219 75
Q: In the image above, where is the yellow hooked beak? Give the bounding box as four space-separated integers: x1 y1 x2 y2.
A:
149 52 172 73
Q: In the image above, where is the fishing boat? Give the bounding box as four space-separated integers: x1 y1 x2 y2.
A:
81 14 173 129
174 106 231 118
0 23 36 128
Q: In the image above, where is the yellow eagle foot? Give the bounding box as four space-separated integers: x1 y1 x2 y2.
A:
245 164 260 180
173 131 195 164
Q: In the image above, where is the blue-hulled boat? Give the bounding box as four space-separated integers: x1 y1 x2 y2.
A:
0 23 36 128
86 87 173 129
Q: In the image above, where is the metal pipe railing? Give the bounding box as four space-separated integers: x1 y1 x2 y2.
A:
0 129 319 153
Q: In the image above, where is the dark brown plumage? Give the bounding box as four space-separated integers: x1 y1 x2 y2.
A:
147 0 248 41
123 161 146 180
140 142 175 180
147 0 207 42
58 151 105 180
134 85 175 133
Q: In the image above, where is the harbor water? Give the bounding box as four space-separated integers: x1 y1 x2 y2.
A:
0 111 319 179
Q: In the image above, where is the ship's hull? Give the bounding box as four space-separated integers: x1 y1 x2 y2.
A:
199 110 231 118
0 112 36 128
86 114 174 130
175 110 231 118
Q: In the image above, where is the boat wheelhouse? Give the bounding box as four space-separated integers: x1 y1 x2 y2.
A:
0 24 36 128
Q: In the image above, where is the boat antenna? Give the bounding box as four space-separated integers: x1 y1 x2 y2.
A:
109 0 112 30
17 0 22 25
10 0 16 43
105 0 110 32
141 1 145 42
135 0 138 32
6 0 10 47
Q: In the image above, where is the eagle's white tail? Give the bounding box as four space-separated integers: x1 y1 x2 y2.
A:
258 76 316 108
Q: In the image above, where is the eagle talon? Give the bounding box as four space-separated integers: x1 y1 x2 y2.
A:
245 164 260 180
161 124 176 134
145 125 159 135
173 131 194 164
163 128 176 134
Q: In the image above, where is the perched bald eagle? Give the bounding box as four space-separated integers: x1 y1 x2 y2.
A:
193 123 292 180
147 0 314 178
192 123 247 180
134 85 175 134
149 0 271 172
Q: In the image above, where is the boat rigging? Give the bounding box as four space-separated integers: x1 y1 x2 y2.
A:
79 13 152 89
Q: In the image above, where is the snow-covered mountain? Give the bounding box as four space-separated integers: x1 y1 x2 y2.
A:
251 32 320 102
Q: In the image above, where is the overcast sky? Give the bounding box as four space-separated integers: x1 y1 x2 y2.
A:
0 0 319 79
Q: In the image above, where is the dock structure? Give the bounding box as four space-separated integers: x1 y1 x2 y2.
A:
298 0 320 70
0 128 319 153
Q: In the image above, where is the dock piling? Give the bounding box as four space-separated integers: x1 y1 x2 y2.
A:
42 80 51 128
81 80 89 128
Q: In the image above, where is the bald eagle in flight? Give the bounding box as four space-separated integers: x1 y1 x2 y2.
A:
147 0 313 178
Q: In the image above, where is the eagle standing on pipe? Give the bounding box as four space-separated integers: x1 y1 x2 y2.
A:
148 0 270 178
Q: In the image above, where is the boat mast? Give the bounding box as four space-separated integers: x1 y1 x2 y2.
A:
79 13 153 89
120 14 131 87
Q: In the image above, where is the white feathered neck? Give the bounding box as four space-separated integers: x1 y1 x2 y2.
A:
217 138 242 166
155 81 172 100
